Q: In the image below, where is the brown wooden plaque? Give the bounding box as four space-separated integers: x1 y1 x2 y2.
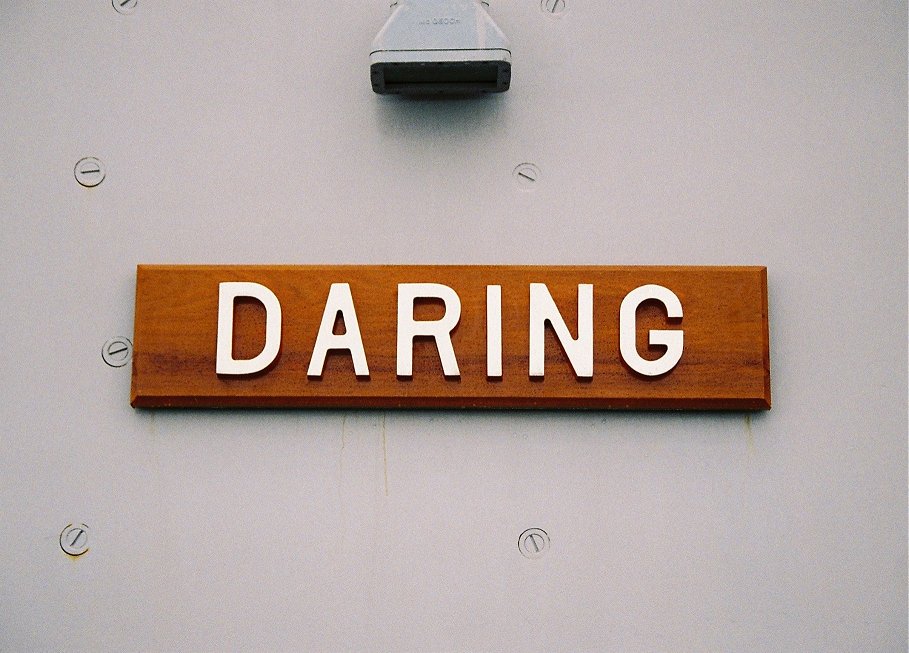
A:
131 265 770 410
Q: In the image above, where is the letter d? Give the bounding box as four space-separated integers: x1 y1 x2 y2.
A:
216 282 282 375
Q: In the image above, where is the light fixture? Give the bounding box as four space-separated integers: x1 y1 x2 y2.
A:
370 0 511 95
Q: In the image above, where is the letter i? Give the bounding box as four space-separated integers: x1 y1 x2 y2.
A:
487 285 502 378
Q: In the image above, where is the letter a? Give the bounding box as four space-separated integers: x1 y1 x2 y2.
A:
308 283 370 377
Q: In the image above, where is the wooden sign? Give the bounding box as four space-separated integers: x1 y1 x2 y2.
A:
130 265 771 410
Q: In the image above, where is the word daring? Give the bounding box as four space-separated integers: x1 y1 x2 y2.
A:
215 282 684 379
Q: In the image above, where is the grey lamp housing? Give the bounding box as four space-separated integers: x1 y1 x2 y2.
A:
370 0 511 95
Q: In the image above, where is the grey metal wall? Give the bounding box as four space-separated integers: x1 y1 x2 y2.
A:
1 2 906 651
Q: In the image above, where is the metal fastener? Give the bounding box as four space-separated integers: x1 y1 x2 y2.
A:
518 528 550 559
113 0 138 15
513 163 541 190
541 0 567 16
74 157 105 188
60 524 90 557
102 337 133 368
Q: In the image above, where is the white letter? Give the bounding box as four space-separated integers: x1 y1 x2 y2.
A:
529 283 593 378
619 284 684 376
397 283 461 377
487 285 502 378
307 283 369 378
216 282 282 375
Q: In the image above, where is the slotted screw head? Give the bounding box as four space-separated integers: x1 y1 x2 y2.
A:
102 337 133 368
541 0 567 16
60 523 90 556
513 163 541 190
518 528 550 559
74 157 105 187
113 0 138 15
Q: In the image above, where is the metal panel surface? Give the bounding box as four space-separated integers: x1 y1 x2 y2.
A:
0 2 905 651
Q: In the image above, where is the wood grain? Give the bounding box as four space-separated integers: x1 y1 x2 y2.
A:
130 265 771 410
